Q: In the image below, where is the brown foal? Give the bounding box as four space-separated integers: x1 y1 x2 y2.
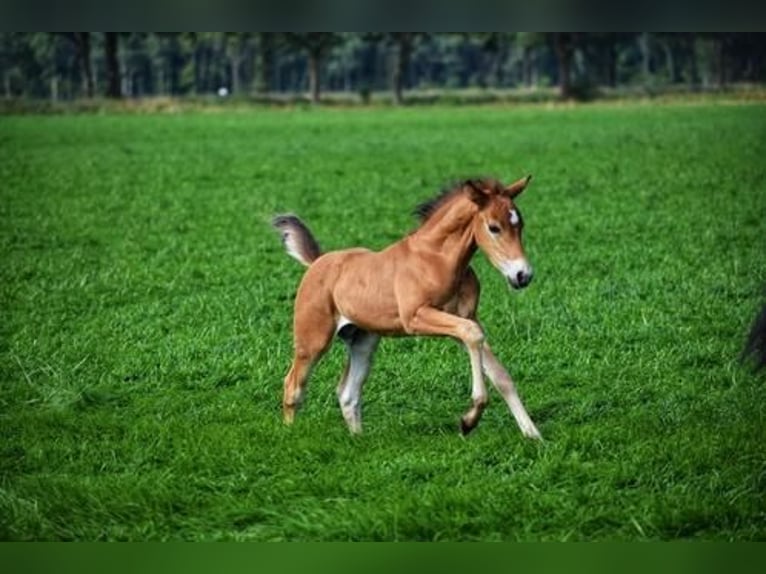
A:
272 176 542 439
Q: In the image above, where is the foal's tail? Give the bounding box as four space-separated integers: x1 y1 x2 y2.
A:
271 214 322 267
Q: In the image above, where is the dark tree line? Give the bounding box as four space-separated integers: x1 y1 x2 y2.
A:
2 32 765 103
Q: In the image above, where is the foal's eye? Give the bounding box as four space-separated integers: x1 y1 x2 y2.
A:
488 223 501 234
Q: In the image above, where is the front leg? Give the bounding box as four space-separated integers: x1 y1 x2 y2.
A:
451 268 542 440
482 342 542 440
403 306 488 434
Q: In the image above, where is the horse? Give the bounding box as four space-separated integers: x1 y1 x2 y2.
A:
271 175 542 439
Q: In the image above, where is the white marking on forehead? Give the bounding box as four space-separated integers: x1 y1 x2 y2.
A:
509 209 520 226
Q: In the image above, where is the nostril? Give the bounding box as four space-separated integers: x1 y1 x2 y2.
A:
516 271 526 285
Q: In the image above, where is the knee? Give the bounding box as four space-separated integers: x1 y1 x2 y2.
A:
294 342 323 362
295 347 312 362
400 312 418 335
460 322 485 346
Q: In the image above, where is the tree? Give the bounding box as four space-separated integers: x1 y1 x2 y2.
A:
284 33 342 103
551 33 576 98
0 33 37 98
579 33 628 88
29 34 67 101
104 32 121 98
710 33 743 87
223 33 252 95
477 32 513 88
657 33 680 84
685 33 700 87
325 33 367 93
256 33 277 94
516 33 546 88
734 33 766 83
59 33 94 97
3 32 766 102
389 33 415 105
77 33 94 97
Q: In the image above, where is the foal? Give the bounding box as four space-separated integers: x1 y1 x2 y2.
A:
272 176 542 439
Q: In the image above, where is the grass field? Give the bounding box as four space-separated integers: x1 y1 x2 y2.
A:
1 102 766 541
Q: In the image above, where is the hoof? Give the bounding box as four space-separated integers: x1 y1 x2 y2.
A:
460 417 476 436
523 426 543 441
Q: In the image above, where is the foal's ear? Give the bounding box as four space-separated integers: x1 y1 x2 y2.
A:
504 175 533 198
466 180 491 207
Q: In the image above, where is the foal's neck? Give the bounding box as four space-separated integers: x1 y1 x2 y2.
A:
411 196 478 271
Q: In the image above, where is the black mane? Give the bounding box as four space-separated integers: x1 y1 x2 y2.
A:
413 177 502 224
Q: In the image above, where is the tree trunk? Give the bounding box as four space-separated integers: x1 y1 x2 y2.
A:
120 45 129 97
639 32 651 84
606 40 617 87
224 34 241 95
752 50 762 83
554 33 573 99
493 41 506 87
257 33 274 94
202 47 212 93
157 66 165 95
716 36 727 87
191 36 203 94
308 48 321 103
274 59 282 92
104 32 121 98
50 75 58 102
392 33 411 105
476 51 488 89
231 56 240 94
74 33 94 98
4 70 11 99
664 40 676 83
522 46 532 87
491 50 501 87
688 35 699 88
160 35 175 95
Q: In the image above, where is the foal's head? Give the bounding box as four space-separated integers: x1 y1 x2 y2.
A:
467 176 534 289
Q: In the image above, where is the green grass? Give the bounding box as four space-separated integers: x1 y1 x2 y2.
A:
1 102 765 541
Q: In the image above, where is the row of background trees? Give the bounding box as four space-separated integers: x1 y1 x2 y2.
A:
2 33 765 104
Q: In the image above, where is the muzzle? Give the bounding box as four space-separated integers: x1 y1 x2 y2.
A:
501 258 534 290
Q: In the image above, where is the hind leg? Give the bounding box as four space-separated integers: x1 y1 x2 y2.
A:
336 325 379 434
283 307 335 425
